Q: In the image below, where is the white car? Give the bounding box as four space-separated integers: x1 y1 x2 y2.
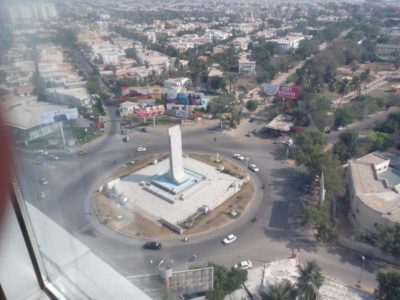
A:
47 155 59 160
137 147 147 152
249 164 259 172
38 150 48 155
234 260 253 270
39 178 48 185
233 153 244 160
222 234 237 244
37 191 47 199
337 126 346 131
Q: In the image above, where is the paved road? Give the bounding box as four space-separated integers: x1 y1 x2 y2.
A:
14 110 383 292
327 107 400 144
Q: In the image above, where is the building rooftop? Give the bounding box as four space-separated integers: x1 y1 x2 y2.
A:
265 114 294 132
349 152 400 223
4 97 69 130
46 87 89 100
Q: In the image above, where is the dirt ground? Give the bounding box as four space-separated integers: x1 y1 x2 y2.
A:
237 76 259 91
93 154 254 239
337 62 394 78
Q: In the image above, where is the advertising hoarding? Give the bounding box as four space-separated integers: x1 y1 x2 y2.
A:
136 105 165 118
167 92 205 106
121 86 161 100
175 110 189 118
262 84 300 100
41 108 79 125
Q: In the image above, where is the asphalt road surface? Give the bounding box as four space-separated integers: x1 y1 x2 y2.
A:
14 112 383 292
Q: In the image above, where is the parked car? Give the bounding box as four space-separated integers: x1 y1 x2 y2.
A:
143 241 162 250
222 234 237 245
137 147 147 152
249 164 259 172
37 150 48 155
234 260 253 270
233 153 244 160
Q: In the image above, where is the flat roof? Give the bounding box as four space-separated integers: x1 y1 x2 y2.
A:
349 152 400 222
46 87 88 99
5 99 69 130
265 114 294 132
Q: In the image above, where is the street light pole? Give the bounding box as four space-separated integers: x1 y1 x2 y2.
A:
356 255 365 287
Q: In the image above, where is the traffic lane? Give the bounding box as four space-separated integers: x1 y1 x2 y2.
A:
300 244 378 290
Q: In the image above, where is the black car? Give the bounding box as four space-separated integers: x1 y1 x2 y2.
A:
143 241 162 250
141 127 150 132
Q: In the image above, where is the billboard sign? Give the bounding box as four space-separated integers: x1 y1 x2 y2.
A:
136 105 165 118
262 84 300 100
175 110 189 118
41 108 79 125
167 92 205 106
121 86 161 100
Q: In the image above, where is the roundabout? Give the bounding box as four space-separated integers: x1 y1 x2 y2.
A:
92 125 256 240
14 115 379 289
94 150 255 239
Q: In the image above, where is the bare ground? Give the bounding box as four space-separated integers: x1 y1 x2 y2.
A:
94 154 254 239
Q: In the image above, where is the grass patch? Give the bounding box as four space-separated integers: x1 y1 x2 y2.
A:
155 115 181 125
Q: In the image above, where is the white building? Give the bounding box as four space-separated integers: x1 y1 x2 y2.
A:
5 96 69 142
119 101 138 117
238 57 256 75
45 87 91 107
163 77 189 91
269 35 305 51
376 44 400 57
8 3 57 21
348 152 400 234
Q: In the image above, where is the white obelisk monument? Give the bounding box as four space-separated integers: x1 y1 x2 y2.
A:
168 125 187 184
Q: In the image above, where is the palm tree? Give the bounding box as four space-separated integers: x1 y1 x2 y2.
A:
350 76 361 96
337 79 350 107
296 261 324 300
260 280 297 300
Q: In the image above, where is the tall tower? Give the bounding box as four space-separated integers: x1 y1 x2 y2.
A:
168 125 187 184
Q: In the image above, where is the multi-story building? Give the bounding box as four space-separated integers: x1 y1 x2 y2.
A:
8 3 57 21
269 35 305 51
238 57 256 75
376 44 400 57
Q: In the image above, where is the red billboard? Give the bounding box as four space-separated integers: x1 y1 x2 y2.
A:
262 84 300 100
136 105 165 118
121 86 161 100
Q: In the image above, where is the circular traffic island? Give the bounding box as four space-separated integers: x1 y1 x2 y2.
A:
94 153 255 239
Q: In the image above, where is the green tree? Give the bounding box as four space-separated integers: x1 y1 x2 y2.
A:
246 100 259 111
207 263 247 300
125 47 137 59
366 131 392 151
333 130 359 162
259 280 297 300
374 224 400 259
377 271 400 300
303 204 339 243
335 107 355 127
374 119 398 134
297 261 324 300
309 95 332 131
337 79 350 106
53 27 78 48
209 76 226 91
